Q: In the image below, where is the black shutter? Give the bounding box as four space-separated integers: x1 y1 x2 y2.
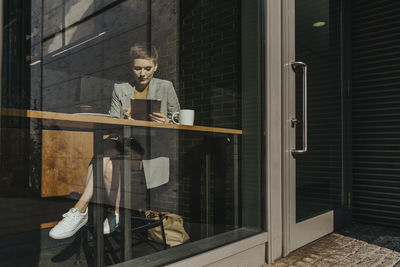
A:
351 0 400 227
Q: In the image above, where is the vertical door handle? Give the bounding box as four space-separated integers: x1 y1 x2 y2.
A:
291 61 308 155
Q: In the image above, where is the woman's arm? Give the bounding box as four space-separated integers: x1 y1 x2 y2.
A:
166 81 180 115
108 85 122 118
149 81 180 124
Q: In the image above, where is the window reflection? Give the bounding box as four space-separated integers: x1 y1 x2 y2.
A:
0 0 264 266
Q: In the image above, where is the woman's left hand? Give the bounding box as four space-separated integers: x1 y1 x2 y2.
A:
149 112 171 124
124 108 134 120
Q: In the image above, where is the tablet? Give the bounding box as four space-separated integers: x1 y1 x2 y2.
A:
130 99 161 121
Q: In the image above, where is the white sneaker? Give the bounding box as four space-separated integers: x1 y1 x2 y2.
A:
49 208 88 239
104 210 119 235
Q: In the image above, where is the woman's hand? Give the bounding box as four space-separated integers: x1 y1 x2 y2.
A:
149 112 171 124
124 108 134 120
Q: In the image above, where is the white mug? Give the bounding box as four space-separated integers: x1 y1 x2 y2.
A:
172 109 195 126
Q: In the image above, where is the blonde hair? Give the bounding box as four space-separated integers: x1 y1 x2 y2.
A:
129 44 159 65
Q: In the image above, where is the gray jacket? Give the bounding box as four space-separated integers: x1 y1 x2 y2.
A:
108 78 180 118
108 78 180 189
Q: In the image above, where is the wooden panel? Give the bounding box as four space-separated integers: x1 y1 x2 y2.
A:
40 221 58 229
41 130 93 197
1 108 243 135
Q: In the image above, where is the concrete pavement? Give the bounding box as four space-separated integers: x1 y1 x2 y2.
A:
265 233 400 267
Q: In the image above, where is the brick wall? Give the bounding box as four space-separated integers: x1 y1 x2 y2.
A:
179 0 241 129
178 0 241 238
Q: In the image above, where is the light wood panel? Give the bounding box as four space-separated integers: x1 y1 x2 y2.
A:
40 221 58 229
1 108 243 135
41 130 93 197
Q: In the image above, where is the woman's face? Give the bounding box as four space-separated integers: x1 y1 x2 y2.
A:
132 58 158 87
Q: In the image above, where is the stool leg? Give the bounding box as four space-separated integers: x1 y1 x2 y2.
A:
74 228 83 265
158 211 168 249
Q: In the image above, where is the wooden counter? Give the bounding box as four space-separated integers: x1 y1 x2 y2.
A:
1 108 243 135
1 108 242 197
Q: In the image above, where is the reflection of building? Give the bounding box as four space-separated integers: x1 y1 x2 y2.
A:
38 0 178 114
2 0 400 267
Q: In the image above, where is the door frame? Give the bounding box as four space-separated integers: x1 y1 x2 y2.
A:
266 0 352 262
265 0 283 263
281 0 337 255
334 0 353 230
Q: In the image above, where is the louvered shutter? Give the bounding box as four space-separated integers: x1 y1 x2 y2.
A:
351 0 400 227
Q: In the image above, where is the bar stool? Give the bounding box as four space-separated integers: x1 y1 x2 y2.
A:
129 165 168 251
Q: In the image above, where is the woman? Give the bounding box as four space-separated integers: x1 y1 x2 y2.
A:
49 44 180 239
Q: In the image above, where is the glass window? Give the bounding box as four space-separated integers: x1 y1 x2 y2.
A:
0 0 265 266
295 0 343 222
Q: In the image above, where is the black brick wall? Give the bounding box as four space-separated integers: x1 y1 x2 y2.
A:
177 0 241 239
179 0 241 129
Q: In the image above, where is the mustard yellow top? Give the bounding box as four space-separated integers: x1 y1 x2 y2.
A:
134 86 149 99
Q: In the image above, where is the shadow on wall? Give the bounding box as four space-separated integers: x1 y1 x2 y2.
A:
40 0 179 114
41 0 146 113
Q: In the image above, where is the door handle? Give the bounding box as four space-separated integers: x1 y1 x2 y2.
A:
291 61 308 155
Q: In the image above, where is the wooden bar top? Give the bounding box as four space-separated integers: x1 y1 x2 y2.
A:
1 108 242 135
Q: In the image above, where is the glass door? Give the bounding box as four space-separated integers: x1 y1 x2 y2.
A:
283 0 344 253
